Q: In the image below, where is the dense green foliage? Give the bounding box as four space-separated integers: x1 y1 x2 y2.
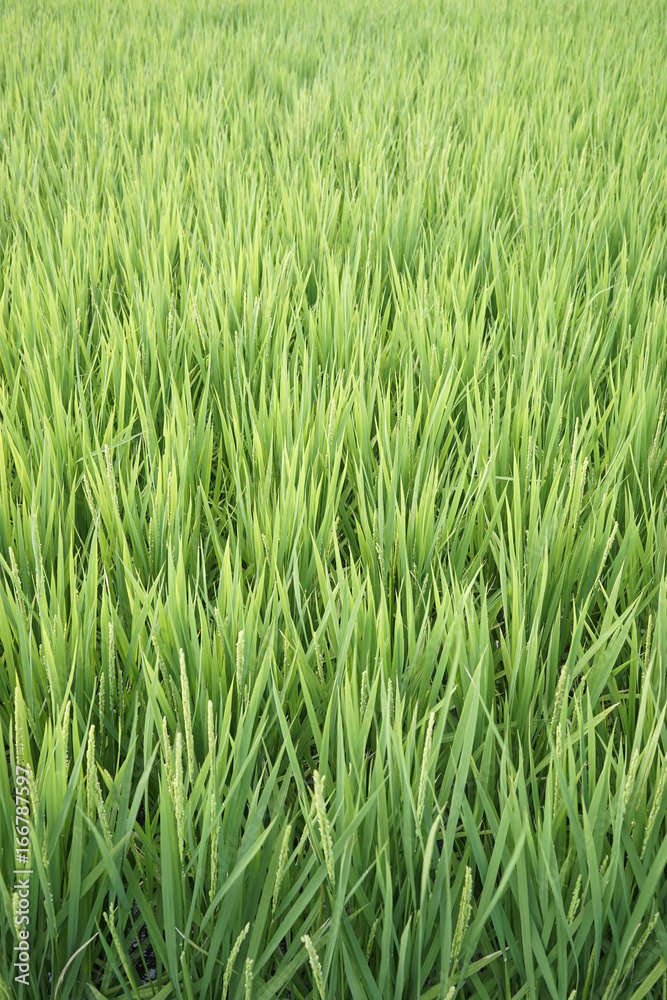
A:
1 0 667 996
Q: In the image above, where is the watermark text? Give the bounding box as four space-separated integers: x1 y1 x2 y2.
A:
14 764 32 988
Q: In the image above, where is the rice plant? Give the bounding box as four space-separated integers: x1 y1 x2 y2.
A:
1 0 666 996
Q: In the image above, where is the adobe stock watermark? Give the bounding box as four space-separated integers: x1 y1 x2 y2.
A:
14 764 32 988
